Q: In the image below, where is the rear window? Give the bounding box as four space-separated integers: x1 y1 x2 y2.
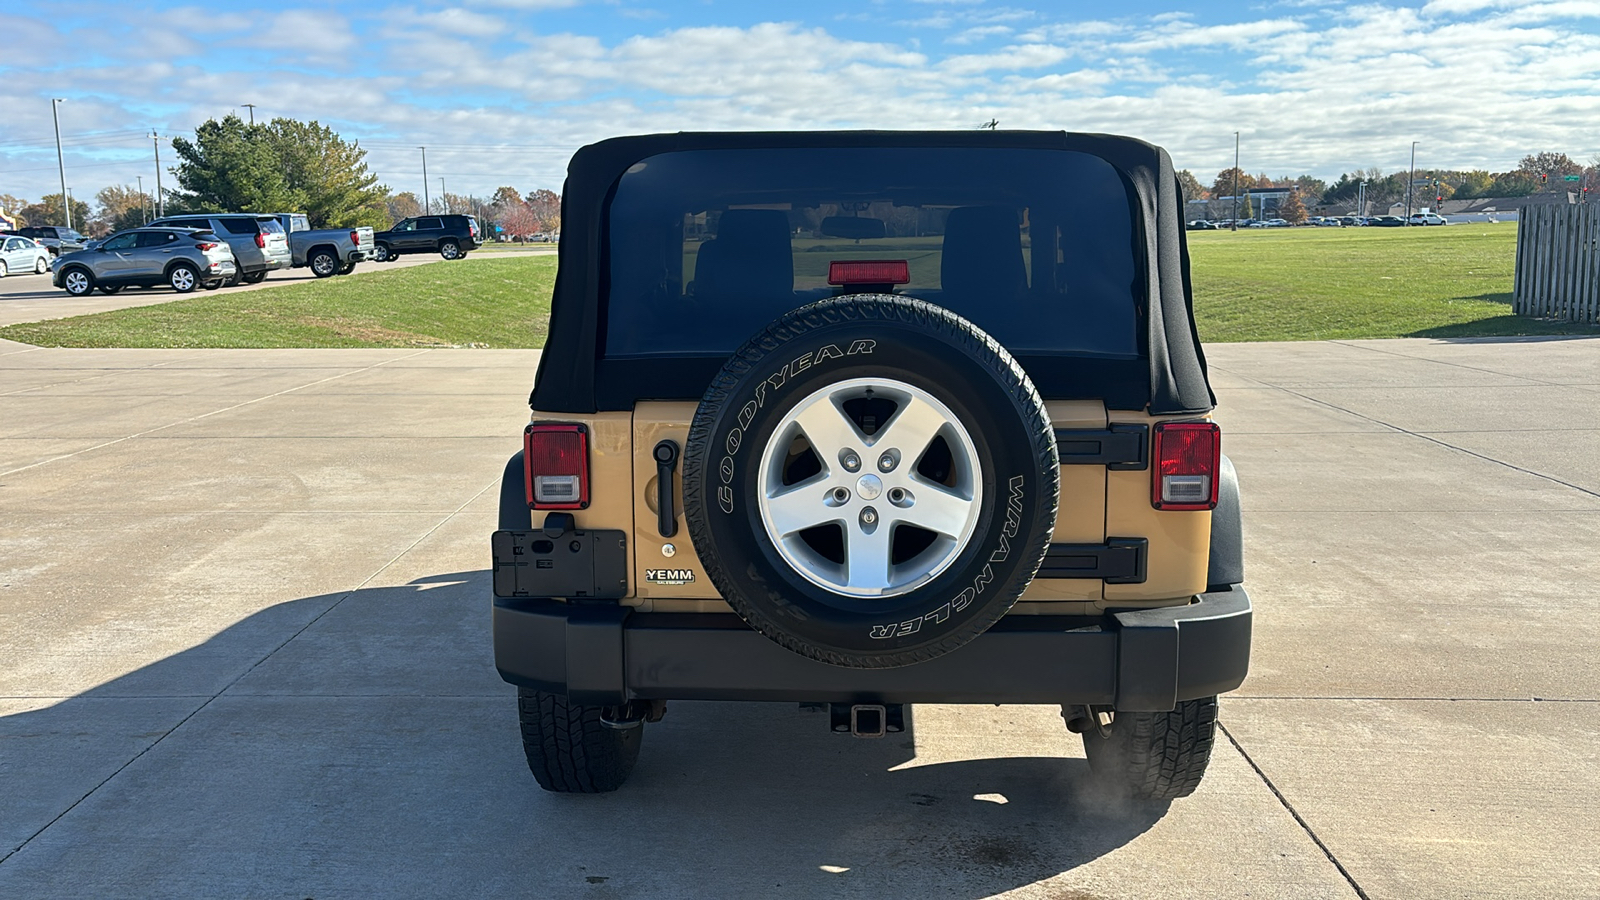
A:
221 217 259 235
603 147 1140 361
257 218 285 234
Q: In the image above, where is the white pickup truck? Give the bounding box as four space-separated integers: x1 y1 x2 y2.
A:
271 213 374 277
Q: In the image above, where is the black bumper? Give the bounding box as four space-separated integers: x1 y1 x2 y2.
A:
492 585 1250 712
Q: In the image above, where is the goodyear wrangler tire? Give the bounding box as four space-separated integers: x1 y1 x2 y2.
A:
683 295 1058 668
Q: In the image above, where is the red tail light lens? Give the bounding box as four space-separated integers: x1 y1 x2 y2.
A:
828 260 911 286
196 241 219 251
254 232 266 248
1152 422 1220 510
524 424 589 509
349 230 360 246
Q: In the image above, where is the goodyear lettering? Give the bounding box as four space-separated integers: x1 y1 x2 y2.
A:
716 342 873 516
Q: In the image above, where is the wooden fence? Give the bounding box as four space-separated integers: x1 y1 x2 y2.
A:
1513 204 1600 324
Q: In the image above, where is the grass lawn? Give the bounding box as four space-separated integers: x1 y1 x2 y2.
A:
3 222 1594 349
1 256 557 349
1187 222 1594 341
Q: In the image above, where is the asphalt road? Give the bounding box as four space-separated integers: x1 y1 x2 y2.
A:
0 336 1596 897
0 248 556 327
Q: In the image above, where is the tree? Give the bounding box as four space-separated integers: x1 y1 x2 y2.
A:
1491 171 1539 197
97 185 150 231
386 192 422 222
491 186 523 209
525 188 561 231
19 194 91 229
1451 171 1495 200
265 118 389 228
1278 190 1308 225
1175 169 1206 208
170 115 388 227
1517 152 1581 190
500 203 540 241
170 115 294 213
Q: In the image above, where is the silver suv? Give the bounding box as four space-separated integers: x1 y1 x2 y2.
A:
148 214 291 284
52 227 236 295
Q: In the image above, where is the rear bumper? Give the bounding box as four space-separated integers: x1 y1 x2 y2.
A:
493 584 1251 711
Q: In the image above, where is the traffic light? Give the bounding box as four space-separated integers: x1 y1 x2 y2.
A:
1541 173 1548 186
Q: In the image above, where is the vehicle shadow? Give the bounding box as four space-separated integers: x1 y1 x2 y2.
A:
1406 293 1600 339
0 570 1166 898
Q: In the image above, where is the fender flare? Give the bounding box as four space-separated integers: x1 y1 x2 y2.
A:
1206 454 1244 589
499 451 533 531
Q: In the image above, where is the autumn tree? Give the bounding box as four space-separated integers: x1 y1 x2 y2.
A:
1517 152 1581 190
386 192 423 222
1278 190 1308 225
1175 169 1206 207
525 188 561 232
96 185 150 231
500 203 540 241
19 194 92 229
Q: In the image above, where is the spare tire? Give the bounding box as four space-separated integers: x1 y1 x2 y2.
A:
683 295 1058 668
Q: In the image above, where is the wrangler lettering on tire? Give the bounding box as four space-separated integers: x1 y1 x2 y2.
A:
683 295 1059 668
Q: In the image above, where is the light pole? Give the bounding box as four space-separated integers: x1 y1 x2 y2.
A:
439 178 447 213
420 147 429 214
1231 131 1240 231
1406 141 1418 223
151 131 165 218
137 175 144 224
51 98 70 230
243 103 256 125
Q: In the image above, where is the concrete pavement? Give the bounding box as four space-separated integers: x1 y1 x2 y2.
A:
1 335 1596 897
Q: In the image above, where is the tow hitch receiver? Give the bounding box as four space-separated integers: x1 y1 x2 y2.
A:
829 703 904 738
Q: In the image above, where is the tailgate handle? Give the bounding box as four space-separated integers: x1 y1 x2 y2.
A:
653 440 679 538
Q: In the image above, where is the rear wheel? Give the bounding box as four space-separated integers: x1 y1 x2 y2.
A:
62 267 93 296
35 256 48 274
517 688 641 793
373 243 393 262
0 260 7 277
336 261 356 275
309 249 339 277
225 257 243 287
97 284 123 295
439 239 461 260
168 263 199 293
1079 697 1218 801
242 270 268 284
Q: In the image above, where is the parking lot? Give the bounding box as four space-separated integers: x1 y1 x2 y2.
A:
0 335 1596 897
0 249 553 327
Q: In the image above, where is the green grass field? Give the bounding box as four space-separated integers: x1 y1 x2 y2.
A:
2 222 1593 349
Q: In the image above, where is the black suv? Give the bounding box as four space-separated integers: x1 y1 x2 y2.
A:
492 131 1250 800
17 225 87 256
372 214 481 261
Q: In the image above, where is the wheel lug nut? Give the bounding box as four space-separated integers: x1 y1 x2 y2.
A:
833 487 850 503
888 488 904 503
841 452 861 472
878 449 900 472
861 508 877 526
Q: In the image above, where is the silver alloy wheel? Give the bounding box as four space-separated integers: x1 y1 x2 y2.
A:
374 244 390 262
169 266 196 292
440 241 460 260
756 377 983 598
64 269 90 294
311 252 337 276
0 261 7 277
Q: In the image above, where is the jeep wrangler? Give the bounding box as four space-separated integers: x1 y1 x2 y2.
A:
491 131 1250 800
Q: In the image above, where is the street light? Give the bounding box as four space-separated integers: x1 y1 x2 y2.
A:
1406 141 1418 223
1231 131 1240 231
151 131 165 218
439 178 447 213
420 147 429 214
138 175 146 224
51 98 70 230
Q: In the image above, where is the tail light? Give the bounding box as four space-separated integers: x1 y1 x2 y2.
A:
828 260 910 287
196 241 219 251
524 424 589 509
349 230 360 246
254 232 266 249
1152 422 1221 510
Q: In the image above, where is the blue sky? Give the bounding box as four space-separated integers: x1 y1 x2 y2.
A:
3 0 1598 207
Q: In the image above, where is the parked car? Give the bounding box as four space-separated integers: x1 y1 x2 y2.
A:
1186 220 1218 231
16 225 87 256
147 214 291 284
492 130 1250 801
51 227 236 295
1409 212 1448 226
1368 216 1407 227
268 213 374 277
0 235 52 277
372 214 481 261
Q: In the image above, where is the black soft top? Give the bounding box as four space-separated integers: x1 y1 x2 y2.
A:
531 130 1213 416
